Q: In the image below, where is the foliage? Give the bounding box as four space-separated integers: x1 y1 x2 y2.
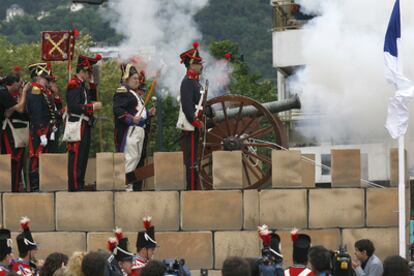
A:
0 4 122 45
0 0 274 78
196 0 275 79
209 40 277 103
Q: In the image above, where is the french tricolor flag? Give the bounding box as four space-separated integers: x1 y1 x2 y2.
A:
384 0 414 139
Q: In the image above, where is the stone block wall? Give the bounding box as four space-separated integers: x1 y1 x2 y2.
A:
0 187 400 269
0 149 404 272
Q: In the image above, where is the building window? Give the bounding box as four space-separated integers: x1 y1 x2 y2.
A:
321 154 331 175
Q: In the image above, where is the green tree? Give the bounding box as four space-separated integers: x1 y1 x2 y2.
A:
209 40 277 103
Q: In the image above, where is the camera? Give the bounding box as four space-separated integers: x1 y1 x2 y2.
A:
331 246 355 276
162 259 190 276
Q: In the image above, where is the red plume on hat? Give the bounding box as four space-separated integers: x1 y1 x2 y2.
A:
258 224 272 246
291 228 299 242
107 237 117 252
114 227 124 241
73 28 80 38
143 216 152 230
180 42 203 67
20 217 30 231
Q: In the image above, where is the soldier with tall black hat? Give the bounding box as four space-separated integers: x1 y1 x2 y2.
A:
26 63 59 192
65 54 102 191
284 229 314 276
0 227 13 275
113 64 150 191
105 237 124 276
176 42 204 190
112 228 134 275
0 74 30 192
129 216 157 276
258 224 285 276
11 217 40 275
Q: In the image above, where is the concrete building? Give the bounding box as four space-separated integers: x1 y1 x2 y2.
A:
5 4 24 22
270 0 414 184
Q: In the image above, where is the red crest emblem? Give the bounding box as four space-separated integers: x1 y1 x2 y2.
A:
41 30 77 61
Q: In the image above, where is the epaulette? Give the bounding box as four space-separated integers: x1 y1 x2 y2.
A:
67 77 81 89
31 86 41 95
116 86 127 93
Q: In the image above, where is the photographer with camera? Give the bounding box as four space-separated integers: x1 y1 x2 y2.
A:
352 239 383 276
258 224 284 276
331 246 355 276
284 229 313 276
162 259 191 276
308 246 332 276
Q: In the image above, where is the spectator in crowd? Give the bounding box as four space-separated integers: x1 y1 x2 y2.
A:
140 260 166 276
352 239 383 276
52 268 66 276
383 255 410 276
308 246 332 276
41 252 68 276
81 251 107 276
222 256 251 276
65 251 86 276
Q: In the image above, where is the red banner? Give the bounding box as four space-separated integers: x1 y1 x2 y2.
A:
41 31 76 61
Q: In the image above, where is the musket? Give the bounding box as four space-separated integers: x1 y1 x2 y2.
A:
194 79 209 120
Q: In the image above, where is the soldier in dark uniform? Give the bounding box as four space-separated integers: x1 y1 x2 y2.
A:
47 74 64 153
26 63 58 192
113 64 151 191
134 70 156 191
65 54 102 191
0 75 30 192
0 227 13 275
12 217 40 276
176 42 204 190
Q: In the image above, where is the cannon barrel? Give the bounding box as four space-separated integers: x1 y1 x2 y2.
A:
212 94 301 123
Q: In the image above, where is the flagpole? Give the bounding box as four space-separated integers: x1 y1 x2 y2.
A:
399 135 406 258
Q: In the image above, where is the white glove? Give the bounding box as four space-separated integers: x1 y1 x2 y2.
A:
40 135 48 147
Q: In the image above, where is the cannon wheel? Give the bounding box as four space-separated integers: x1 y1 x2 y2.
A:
199 95 288 190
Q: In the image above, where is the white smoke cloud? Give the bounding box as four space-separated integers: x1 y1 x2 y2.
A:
103 0 230 97
289 0 414 144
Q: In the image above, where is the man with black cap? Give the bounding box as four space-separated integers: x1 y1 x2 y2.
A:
106 237 124 276
26 63 59 191
65 54 102 191
129 216 157 276
0 227 13 275
0 74 30 192
113 64 153 191
285 229 314 276
258 224 284 276
176 42 205 190
11 217 40 275
112 228 134 275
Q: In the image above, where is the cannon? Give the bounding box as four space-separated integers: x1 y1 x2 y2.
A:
133 94 301 190
199 94 301 189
